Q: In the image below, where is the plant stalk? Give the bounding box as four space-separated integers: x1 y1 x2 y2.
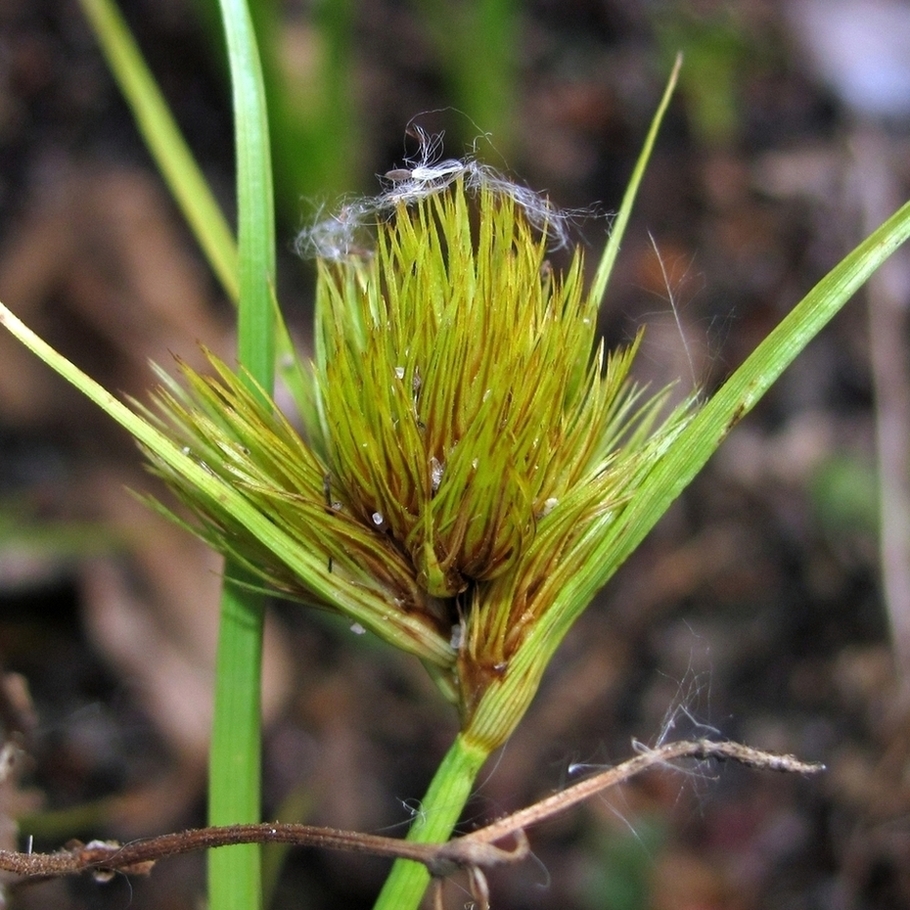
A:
77 0 240 303
208 0 275 907
372 733 489 910
208 579 266 910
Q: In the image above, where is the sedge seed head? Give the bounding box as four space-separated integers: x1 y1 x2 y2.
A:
147 169 695 735
316 180 622 597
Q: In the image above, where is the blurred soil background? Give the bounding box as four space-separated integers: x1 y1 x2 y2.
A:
2 0 910 908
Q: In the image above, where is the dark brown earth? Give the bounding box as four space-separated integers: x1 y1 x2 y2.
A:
1 1 909 908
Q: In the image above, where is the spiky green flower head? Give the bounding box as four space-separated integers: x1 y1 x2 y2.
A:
148 174 693 749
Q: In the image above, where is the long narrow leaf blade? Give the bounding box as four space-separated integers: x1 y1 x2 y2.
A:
589 53 682 308
78 0 240 303
572 196 910 623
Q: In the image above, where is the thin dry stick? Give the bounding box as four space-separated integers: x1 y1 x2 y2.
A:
437 738 823 868
0 740 822 886
429 739 824 910
0 825 446 879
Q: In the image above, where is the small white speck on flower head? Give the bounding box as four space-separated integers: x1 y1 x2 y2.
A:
394 365 405 380
430 456 444 492
350 623 366 635
541 497 559 517
450 622 465 650
372 511 384 526
471 457 479 470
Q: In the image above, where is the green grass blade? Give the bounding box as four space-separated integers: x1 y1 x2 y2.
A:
209 583 265 910
208 0 276 907
548 195 910 647
590 54 682 309
79 0 304 409
220 0 276 386
0 301 453 666
77 0 240 304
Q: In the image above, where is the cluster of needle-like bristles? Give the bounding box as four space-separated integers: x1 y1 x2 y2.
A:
315 184 642 598
147 178 693 738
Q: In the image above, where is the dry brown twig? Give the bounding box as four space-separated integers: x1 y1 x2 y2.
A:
0 739 823 906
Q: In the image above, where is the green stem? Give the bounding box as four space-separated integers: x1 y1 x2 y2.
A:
373 733 489 910
208 0 274 907
77 0 240 304
208 579 265 910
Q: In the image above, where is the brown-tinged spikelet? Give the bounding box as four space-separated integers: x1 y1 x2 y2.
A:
146 178 694 741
